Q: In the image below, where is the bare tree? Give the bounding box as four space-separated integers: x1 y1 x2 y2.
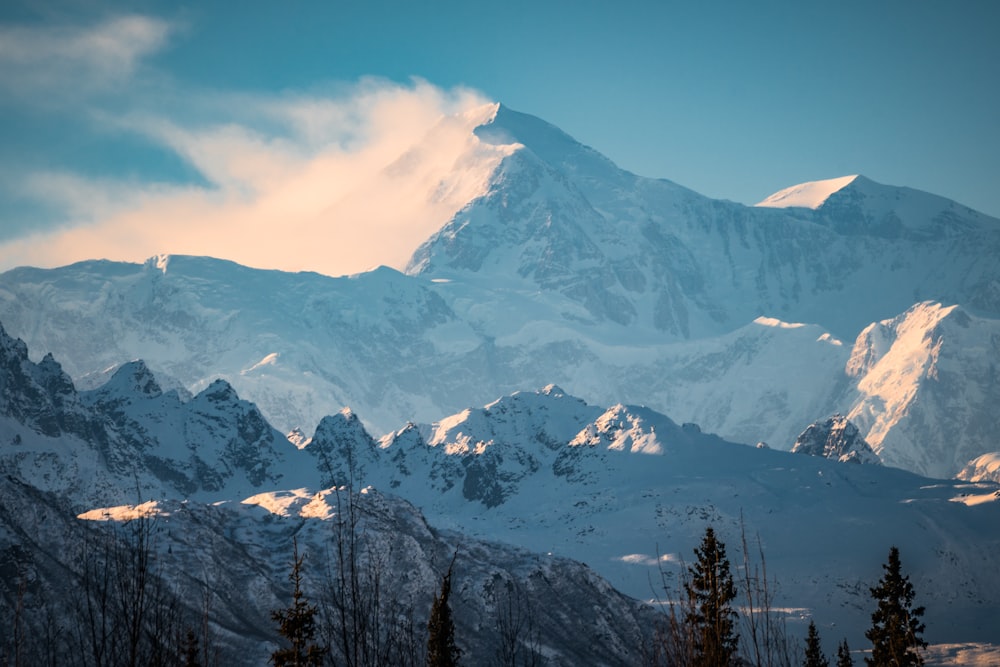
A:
68 512 185 667
319 484 423 667
737 521 796 667
490 576 540 667
646 552 698 667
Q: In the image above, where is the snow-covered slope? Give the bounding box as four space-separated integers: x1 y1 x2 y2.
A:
408 105 1000 339
0 323 316 506
2 259 998 479
958 453 1000 483
1 104 999 480
844 302 1000 478
2 335 1000 657
756 175 860 209
329 388 1000 654
755 174 996 239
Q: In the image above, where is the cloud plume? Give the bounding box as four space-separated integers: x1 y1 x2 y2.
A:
0 75 506 276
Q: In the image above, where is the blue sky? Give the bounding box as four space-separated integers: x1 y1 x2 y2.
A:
1 0 998 274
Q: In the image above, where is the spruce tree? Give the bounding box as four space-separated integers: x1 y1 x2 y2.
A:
271 539 326 667
804 620 829 667
836 639 854 667
865 546 926 667
427 557 461 667
684 526 739 667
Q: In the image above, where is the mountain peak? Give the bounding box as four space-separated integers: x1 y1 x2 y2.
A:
755 175 860 209
791 414 881 464
0 321 29 361
101 360 163 398
471 103 626 182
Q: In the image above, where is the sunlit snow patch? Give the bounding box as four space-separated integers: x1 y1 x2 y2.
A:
755 175 858 209
817 332 843 346
241 352 279 375
950 488 1000 506
754 316 806 329
242 487 369 519
78 500 167 521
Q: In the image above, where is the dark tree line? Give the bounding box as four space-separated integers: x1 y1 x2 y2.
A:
648 526 927 667
2 510 930 667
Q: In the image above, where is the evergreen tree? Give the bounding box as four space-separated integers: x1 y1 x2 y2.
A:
836 639 854 667
684 526 739 667
804 620 829 667
271 539 327 667
865 546 926 667
427 557 461 667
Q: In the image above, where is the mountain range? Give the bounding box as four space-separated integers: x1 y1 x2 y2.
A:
1 320 998 663
2 102 1000 663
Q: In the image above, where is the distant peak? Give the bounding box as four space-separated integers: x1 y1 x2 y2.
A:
791 414 881 465
755 175 860 210
107 360 162 397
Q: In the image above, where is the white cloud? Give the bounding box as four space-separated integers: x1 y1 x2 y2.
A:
0 14 172 97
0 79 510 276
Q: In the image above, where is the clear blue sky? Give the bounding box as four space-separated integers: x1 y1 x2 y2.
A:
1 0 998 271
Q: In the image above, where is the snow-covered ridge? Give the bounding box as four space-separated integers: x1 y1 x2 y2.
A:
755 175 859 209
3 333 1000 654
2 104 1000 480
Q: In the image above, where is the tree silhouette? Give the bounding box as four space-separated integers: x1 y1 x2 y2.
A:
684 526 739 667
836 639 854 667
426 556 461 667
271 539 326 667
865 546 926 667
804 620 829 667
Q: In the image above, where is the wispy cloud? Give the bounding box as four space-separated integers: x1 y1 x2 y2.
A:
0 74 507 276
0 14 172 98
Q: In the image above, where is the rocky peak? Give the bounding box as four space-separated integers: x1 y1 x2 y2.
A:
94 360 163 400
791 415 881 465
0 322 87 438
306 408 380 485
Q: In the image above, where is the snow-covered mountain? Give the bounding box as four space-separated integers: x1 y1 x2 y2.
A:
409 105 1000 340
844 302 1000 478
0 322 313 505
314 387 1000 650
4 319 1000 656
2 332 999 660
0 331 656 665
2 255 997 479
2 104 998 482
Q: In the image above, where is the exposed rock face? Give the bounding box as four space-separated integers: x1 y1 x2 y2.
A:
791 414 882 465
0 322 93 439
